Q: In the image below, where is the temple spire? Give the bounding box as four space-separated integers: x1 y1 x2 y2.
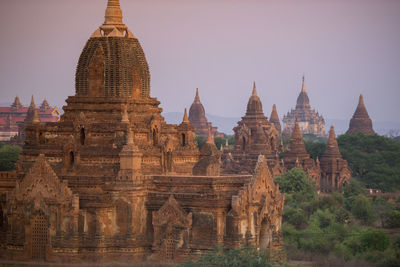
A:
182 108 189 123
252 81 258 96
346 94 375 134
324 125 341 158
104 0 123 25
206 127 214 144
301 75 306 93
11 94 22 110
29 95 35 108
194 88 200 102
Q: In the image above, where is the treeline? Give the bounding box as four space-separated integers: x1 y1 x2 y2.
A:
277 168 400 266
300 133 400 193
0 144 21 171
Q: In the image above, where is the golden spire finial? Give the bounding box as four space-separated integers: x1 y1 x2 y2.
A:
104 0 123 25
252 81 258 96
194 88 200 102
301 75 306 93
32 107 40 124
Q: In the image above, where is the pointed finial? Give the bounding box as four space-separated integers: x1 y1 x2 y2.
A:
359 94 364 105
127 129 134 145
252 81 258 96
220 145 223 151
182 108 189 123
194 88 200 102
104 0 123 25
122 105 129 123
206 127 214 144
32 107 40 124
225 138 229 149
301 75 306 93
30 95 35 107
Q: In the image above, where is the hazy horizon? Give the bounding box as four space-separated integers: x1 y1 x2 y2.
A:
0 0 399 123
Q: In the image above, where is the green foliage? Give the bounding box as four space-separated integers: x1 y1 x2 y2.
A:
282 177 399 265
194 135 206 150
275 168 315 197
340 228 390 256
0 144 21 171
178 246 281 267
304 140 326 159
350 195 376 225
214 137 226 150
337 133 400 192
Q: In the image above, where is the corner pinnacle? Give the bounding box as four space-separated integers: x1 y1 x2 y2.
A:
182 108 189 123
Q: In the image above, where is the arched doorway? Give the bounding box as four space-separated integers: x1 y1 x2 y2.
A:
153 128 158 145
80 128 85 145
242 136 246 151
69 151 75 168
259 217 271 250
182 133 186 147
31 214 48 260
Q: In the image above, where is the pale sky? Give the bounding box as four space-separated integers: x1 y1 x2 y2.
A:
0 0 399 123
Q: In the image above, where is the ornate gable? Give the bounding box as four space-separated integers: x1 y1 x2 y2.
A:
13 154 73 202
152 195 192 228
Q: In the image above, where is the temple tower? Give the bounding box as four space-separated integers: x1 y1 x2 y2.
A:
188 88 223 138
320 126 351 192
282 76 326 137
269 104 281 133
346 94 375 135
229 82 279 173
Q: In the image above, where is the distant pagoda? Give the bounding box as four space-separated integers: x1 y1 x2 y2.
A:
282 76 325 137
269 104 281 133
346 94 375 135
188 88 224 138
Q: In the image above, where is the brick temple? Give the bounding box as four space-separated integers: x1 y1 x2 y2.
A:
188 88 224 139
0 95 60 142
346 94 375 135
221 83 351 193
282 76 326 137
0 0 285 263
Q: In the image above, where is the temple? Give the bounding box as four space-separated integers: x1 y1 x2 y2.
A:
282 76 326 137
320 126 352 192
0 0 284 263
269 104 282 134
346 94 375 135
188 88 224 139
222 84 350 193
226 82 280 174
0 95 60 142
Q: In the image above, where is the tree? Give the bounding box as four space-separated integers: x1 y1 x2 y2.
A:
178 246 279 267
337 133 400 192
351 195 376 225
275 168 315 196
214 137 226 150
194 135 205 150
0 145 21 171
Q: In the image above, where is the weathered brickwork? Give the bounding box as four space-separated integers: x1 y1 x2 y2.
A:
0 0 284 263
188 88 224 139
346 94 375 135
